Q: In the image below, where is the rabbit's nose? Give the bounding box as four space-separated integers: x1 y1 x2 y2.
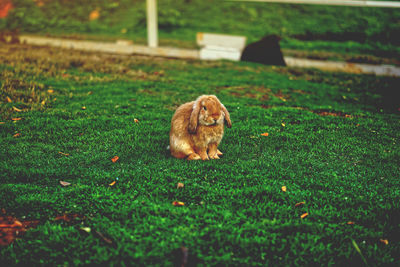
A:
212 114 220 120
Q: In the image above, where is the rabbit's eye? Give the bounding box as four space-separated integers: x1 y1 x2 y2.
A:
203 106 207 111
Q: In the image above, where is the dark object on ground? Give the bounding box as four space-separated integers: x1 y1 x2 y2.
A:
241 35 286 66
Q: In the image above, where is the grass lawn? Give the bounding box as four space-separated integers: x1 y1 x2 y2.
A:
1 42 399 266
1 0 400 60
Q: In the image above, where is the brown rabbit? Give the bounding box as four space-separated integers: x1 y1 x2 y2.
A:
170 95 232 160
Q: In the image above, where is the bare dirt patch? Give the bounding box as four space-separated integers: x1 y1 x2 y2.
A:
0 43 168 83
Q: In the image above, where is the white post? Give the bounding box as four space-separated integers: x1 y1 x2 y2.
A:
146 0 158 47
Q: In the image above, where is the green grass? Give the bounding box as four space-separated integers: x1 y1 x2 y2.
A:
1 43 399 266
1 0 400 59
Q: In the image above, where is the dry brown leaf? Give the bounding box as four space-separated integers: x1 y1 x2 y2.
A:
300 213 309 219
89 9 100 21
12 106 22 112
281 186 287 192
172 201 185 206
11 117 21 121
380 239 389 245
177 182 184 189
13 133 20 138
111 156 119 163
59 181 71 187
0 212 39 246
47 89 54 94
347 221 355 225
295 202 305 207
109 181 116 186
134 118 139 123
0 217 26 246
81 106 86 110
261 132 269 136
0 2 13 19
54 213 85 222
58 152 70 156
0 122 5 124
6 96 12 103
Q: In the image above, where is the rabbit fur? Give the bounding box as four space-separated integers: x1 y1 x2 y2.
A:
169 95 231 160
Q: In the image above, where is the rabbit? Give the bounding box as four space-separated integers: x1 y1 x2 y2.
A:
170 95 232 160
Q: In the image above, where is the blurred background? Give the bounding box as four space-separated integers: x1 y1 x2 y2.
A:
1 0 399 61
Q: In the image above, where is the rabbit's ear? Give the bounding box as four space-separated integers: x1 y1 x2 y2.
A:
221 104 232 128
188 100 201 134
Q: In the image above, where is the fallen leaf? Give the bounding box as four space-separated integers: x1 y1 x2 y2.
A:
60 181 71 187
177 182 184 189
6 96 12 103
11 117 21 121
109 181 116 186
0 122 5 124
89 9 100 20
94 230 113 245
281 186 287 192
13 133 20 138
12 106 22 112
54 214 85 222
47 89 54 94
0 2 13 19
261 132 269 136
36 1 44 7
81 106 86 110
41 100 46 105
300 213 308 219
347 221 355 225
0 216 26 246
281 123 285 127
172 201 185 206
134 118 139 123
295 202 305 207
111 156 119 163
0 212 40 246
58 152 70 156
380 239 389 245
80 227 91 233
